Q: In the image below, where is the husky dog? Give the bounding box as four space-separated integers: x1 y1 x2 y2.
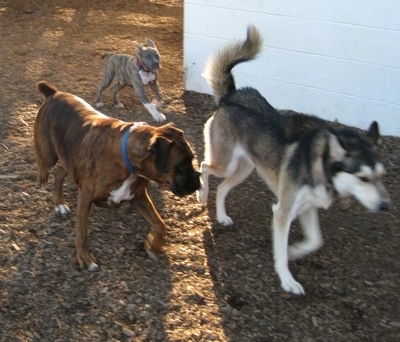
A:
94 39 165 122
197 25 390 295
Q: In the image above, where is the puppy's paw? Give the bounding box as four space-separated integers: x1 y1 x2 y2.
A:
55 204 70 217
157 113 166 122
155 100 164 109
114 102 125 109
145 103 166 122
94 102 104 108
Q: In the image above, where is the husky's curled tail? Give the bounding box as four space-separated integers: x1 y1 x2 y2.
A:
203 25 263 104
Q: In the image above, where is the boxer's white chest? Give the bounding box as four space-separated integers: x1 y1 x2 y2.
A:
139 70 156 85
108 174 137 204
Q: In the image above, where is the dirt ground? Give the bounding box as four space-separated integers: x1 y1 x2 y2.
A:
0 1 399 341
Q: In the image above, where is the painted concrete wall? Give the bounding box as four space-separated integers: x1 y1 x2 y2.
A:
184 0 400 136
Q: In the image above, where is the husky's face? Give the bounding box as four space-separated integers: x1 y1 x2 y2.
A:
333 163 390 212
331 121 390 212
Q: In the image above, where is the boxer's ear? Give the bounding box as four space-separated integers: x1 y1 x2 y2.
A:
151 136 173 173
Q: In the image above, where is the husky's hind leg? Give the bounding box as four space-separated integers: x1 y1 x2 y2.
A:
216 157 254 225
197 161 212 204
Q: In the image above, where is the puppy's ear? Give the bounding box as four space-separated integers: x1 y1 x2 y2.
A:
149 136 173 173
134 41 144 54
367 121 381 145
329 133 346 161
146 38 156 48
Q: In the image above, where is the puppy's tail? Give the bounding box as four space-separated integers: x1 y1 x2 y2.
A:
102 52 114 60
203 25 263 104
37 81 58 98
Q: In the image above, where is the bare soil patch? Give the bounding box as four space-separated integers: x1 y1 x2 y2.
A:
0 1 399 341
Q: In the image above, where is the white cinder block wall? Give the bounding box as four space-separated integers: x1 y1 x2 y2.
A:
184 0 400 136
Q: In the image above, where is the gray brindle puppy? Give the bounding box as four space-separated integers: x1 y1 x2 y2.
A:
94 39 165 122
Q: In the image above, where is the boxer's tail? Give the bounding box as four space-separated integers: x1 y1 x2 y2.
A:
37 81 58 98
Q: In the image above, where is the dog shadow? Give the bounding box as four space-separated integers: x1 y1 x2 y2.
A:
11 170 174 341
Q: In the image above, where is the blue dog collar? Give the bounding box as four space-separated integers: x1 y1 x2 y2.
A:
120 122 147 174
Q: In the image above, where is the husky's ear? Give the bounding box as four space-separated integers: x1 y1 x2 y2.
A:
329 133 346 161
146 38 156 48
367 121 381 145
149 135 173 173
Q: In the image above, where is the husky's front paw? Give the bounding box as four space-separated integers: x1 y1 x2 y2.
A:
279 274 305 295
94 101 104 108
217 215 233 226
114 102 125 109
288 239 323 260
288 245 307 260
196 187 208 204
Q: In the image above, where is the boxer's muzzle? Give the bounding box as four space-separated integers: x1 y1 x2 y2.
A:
171 167 201 197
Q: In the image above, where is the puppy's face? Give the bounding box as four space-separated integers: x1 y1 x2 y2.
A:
135 39 160 71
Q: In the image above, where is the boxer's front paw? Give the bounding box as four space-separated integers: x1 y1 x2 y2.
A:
55 204 70 217
145 246 159 261
144 232 164 261
76 250 98 271
88 262 99 272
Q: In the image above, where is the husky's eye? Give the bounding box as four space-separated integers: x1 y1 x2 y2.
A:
359 176 369 183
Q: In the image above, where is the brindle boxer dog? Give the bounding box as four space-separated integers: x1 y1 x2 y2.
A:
94 39 166 122
34 81 200 271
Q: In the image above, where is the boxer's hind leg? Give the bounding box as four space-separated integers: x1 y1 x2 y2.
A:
34 134 57 186
54 165 70 216
131 187 166 260
74 189 97 271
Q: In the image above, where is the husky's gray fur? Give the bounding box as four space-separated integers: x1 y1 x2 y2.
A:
94 39 165 122
197 25 390 295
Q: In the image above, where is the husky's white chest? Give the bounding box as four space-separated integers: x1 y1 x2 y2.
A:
139 70 157 85
107 174 137 204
